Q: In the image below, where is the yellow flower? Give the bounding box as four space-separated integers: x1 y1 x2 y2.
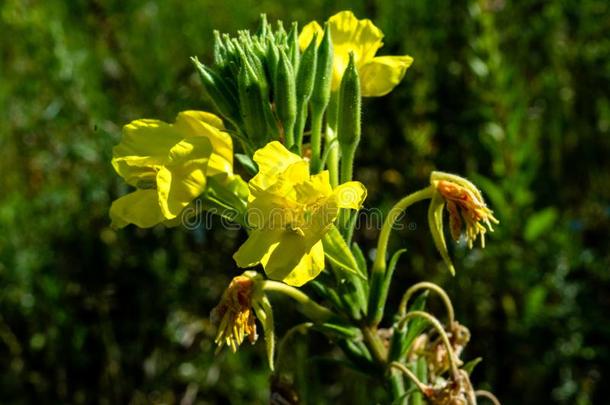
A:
110 111 234 228
233 141 367 286
299 10 413 97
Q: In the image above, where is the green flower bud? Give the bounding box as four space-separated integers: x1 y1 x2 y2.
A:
337 52 361 183
256 13 268 37
287 22 300 70
191 57 241 126
274 49 297 146
311 23 333 114
337 52 361 148
213 30 227 68
237 60 271 146
294 33 318 146
275 20 287 44
266 41 280 88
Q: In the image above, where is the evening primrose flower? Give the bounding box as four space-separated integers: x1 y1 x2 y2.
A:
299 10 413 97
110 111 234 228
233 141 366 286
428 171 499 274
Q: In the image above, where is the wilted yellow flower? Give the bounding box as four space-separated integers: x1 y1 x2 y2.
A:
110 111 234 228
428 171 499 275
211 271 276 369
233 141 366 286
211 274 259 353
432 173 499 248
299 10 413 97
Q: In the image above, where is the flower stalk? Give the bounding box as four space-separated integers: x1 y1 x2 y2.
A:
368 187 434 325
262 280 335 323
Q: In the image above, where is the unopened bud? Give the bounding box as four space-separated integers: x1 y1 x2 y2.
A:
275 49 297 146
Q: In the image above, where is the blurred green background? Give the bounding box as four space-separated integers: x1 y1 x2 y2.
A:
1 0 609 403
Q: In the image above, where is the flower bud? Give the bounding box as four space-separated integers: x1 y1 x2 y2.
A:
310 23 333 114
213 30 227 68
337 52 361 149
287 22 300 70
274 49 297 146
237 59 272 146
294 33 318 143
192 57 241 126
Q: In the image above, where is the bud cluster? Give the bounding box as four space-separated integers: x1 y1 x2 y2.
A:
192 15 334 153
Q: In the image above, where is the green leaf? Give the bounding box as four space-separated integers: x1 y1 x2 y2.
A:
322 226 363 279
314 322 361 339
351 242 368 277
368 248 407 326
462 357 483 375
253 295 275 371
385 249 407 285
234 153 258 175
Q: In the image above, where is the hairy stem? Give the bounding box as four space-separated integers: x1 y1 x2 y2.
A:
263 281 334 322
399 281 455 326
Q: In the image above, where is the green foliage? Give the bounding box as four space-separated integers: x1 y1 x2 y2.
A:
1 0 609 403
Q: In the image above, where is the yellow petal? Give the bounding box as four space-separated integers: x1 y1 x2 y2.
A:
112 119 184 186
233 228 282 268
247 190 297 228
359 55 414 97
294 171 333 203
156 137 212 218
298 21 323 50
334 181 367 209
327 10 384 90
281 242 325 287
175 111 234 176
250 141 308 192
261 230 314 282
109 189 165 228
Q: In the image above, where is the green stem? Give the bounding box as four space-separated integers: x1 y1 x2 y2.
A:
310 107 324 172
367 187 434 326
263 280 334 322
389 369 407 405
340 145 356 184
398 281 455 326
372 187 434 274
325 93 339 187
361 325 387 364
389 362 429 397
295 103 308 153
284 122 295 149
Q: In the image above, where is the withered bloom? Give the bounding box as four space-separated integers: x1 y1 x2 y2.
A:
428 171 499 274
435 178 498 248
211 275 258 353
